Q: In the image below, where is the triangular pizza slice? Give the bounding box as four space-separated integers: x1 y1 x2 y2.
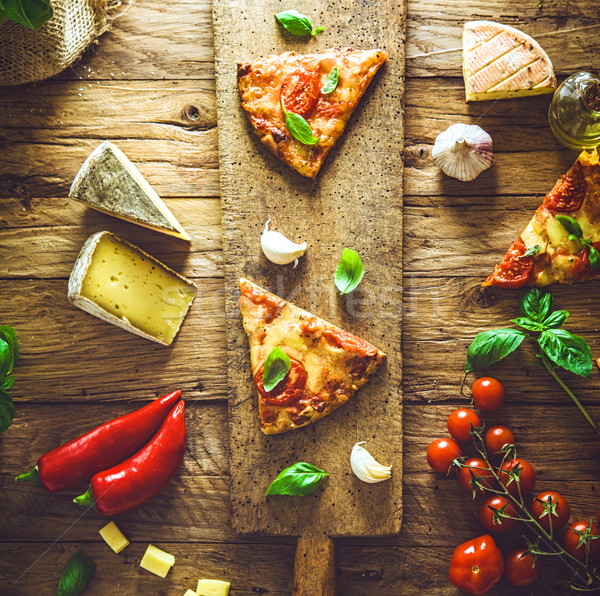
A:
237 48 387 178
238 278 387 434
484 149 600 287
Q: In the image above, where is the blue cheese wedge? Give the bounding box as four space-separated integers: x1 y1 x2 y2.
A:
69 141 191 241
68 231 196 346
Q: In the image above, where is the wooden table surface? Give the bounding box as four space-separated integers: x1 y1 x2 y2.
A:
1 1 599 594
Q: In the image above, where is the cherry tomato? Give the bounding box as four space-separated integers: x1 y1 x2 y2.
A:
532 491 571 532
471 377 505 412
487 237 533 288
447 408 482 442
458 457 495 495
572 243 600 277
485 426 515 454
254 359 307 407
479 495 518 534
544 161 587 212
426 438 462 474
280 70 320 118
499 458 536 496
504 548 541 587
564 521 600 561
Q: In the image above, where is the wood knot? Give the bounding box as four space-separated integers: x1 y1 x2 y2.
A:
471 285 500 309
183 104 200 121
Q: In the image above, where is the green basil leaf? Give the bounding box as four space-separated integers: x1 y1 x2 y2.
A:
0 341 11 379
1 374 14 391
573 234 585 244
519 287 552 322
556 215 583 238
538 329 593 378
282 108 320 145
542 310 569 329
0 326 18 375
464 329 526 373
3 0 53 29
262 347 291 392
334 248 364 295
275 9 323 36
322 66 339 94
266 462 329 496
523 245 541 257
0 390 15 434
510 318 544 332
589 247 600 271
56 550 95 596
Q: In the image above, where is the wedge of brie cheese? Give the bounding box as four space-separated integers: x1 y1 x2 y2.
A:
463 21 557 101
68 231 196 346
69 141 191 241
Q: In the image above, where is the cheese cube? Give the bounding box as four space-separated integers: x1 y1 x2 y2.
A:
140 544 175 578
197 579 230 596
68 231 196 346
98 521 129 554
184 591 197 596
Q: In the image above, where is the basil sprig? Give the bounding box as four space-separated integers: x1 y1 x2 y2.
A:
322 66 339 95
556 215 600 271
266 462 329 496
335 248 364 295
524 245 541 257
275 9 324 37
463 287 596 432
0 0 53 29
56 550 95 596
262 347 291 392
0 325 18 434
281 99 319 145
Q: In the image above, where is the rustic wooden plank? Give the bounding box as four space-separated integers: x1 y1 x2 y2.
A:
406 0 600 78
3 279 228 402
214 0 406 539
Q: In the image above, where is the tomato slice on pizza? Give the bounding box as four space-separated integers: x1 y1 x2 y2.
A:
485 149 600 287
237 48 387 178
238 278 387 434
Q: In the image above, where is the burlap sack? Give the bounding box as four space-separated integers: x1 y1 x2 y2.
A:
0 0 122 86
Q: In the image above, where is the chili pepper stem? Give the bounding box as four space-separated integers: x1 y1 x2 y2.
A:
73 488 96 510
15 466 39 484
539 352 599 434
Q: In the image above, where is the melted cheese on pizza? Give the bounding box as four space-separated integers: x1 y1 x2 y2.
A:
238 278 386 434
237 48 387 178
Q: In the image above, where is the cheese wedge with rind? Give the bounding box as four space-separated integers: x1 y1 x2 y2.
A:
69 140 191 241
68 231 196 346
463 21 557 101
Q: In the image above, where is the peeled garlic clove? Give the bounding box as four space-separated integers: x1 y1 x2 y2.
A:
350 442 392 484
261 218 307 267
431 123 494 182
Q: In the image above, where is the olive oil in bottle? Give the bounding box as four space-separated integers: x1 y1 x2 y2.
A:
548 71 600 150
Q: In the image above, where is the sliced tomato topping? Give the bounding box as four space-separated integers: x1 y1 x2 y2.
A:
572 242 600 277
488 237 534 288
322 327 378 358
281 70 320 118
543 161 587 212
255 358 308 407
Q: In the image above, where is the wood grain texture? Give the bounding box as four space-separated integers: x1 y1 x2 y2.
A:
213 0 406 538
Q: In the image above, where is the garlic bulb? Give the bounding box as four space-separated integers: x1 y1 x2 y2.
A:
431 123 494 181
261 218 307 267
350 442 392 484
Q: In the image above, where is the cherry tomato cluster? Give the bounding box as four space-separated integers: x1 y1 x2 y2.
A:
427 377 600 594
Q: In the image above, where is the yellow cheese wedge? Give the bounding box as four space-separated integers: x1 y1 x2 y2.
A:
197 579 231 596
184 591 197 596
463 20 557 101
68 231 196 346
140 544 175 578
69 140 191 241
98 521 129 554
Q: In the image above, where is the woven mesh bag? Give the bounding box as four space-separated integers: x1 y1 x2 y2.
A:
0 0 120 86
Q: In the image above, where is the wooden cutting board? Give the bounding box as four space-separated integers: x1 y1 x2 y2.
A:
212 1 406 592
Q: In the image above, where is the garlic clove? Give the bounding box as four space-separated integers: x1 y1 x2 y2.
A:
350 442 392 484
431 123 494 182
261 218 307 267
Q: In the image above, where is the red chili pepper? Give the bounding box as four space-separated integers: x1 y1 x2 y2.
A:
16 390 181 493
73 400 186 516
448 535 504 596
